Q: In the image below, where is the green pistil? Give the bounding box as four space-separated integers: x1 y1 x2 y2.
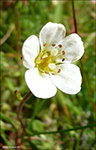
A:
34 50 57 74
34 44 65 75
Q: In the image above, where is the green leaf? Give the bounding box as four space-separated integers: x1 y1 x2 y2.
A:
1 112 18 131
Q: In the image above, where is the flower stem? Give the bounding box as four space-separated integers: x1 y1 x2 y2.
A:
72 0 77 33
17 91 32 141
17 91 39 149
17 91 32 120
72 0 96 114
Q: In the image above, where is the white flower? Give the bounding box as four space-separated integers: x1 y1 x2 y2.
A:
22 22 84 99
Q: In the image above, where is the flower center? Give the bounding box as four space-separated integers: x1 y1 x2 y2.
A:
34 43 65 75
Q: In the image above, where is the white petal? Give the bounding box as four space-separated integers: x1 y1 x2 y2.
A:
25 68 57 99
22 35 39 69
51 64 82 94
61 33 84 62
39 22 66 49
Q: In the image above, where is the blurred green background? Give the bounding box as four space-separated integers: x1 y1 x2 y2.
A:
0 0 96 149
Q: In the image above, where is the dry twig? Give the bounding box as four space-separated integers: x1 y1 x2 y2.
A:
0 24 15 45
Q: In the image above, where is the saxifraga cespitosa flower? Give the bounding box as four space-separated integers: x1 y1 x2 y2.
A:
22 22 84 99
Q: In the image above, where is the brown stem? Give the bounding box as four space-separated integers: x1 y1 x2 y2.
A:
72 0 96 114
17 91 32 144
17 91 39 149
17 91 32 118
72 0 77 33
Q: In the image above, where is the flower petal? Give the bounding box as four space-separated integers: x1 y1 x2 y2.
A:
60 33 84 62
39 22 66 49
51 64 82 94
25 68 57 99
22 35 39 69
